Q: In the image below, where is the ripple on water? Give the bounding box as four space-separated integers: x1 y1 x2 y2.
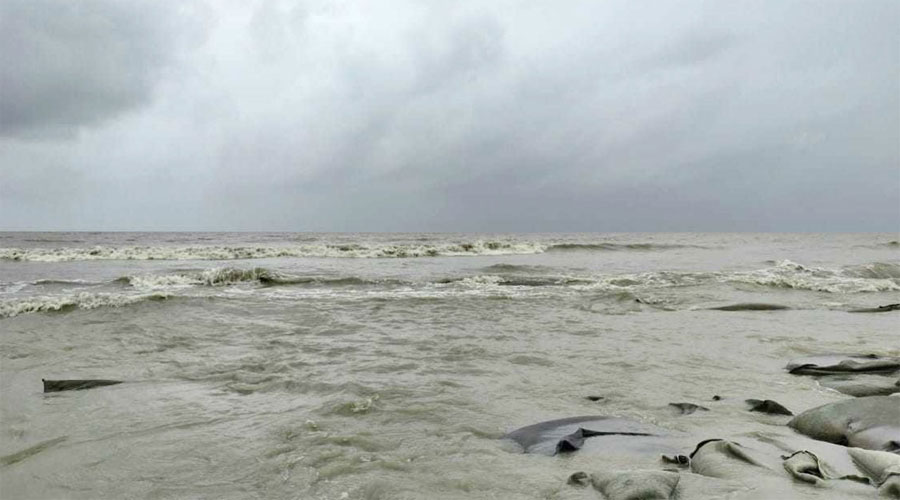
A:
507 354 554 367
1 436 68 466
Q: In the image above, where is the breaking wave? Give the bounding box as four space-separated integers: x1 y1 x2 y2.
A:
119 268 282 289
566 260 900 294
725 260 900 293
4 261 896 318
122 261 895 294
842 262 900 280
0 240 713 262
0 292 170 319
118 268 396 290
438 274 592 288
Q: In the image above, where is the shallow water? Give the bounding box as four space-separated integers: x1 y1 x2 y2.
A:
1 232 898 499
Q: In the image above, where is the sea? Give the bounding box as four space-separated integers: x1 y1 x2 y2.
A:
1 232 898 499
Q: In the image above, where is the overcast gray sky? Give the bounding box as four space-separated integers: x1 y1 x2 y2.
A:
1 0 898 232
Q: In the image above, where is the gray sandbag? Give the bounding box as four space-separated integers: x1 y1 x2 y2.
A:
781 450 869 485
590 470 680 500
848 447 900 492
688 433 884 496
689 439 774 479
782 450 832 484
818 376 900 397
502 415 671 456
786 355 900 376
788 396 900 452
881 476 900 498
669 402 708 415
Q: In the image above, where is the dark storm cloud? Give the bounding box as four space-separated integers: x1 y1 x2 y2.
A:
0 0 897 231
0 0 199 138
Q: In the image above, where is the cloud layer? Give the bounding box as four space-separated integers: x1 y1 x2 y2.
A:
0 0 199 138
1 0 898 231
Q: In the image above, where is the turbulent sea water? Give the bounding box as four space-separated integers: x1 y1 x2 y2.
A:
1 232 898 499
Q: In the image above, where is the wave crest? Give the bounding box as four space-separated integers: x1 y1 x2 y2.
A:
438 274 591 288
842 262 900 280
0 292 169 319
119 268 395 290
726 260 900 293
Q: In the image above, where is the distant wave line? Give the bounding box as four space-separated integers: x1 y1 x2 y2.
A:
0 242 546 261
0 241 712 262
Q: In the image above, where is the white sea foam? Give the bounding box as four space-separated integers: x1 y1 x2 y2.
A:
122 267 282 290
842 262 900 280
571 271 714 292
119 267 390 291
124 274 201 290
0 292 170 318
726 260 900 293
0 282 28 295
570 260 900 294
450 275 506 288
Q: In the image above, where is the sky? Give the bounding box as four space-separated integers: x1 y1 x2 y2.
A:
1 0 898 232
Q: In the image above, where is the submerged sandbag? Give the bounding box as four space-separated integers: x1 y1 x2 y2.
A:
818 376 900 397
709 303 790 311
786 354 900 376
881 477 900 498
847 447 900 489
782 450 828 484
42 379 123 393
685 433 886 495
555 427 657 454
590 470 680 500
669 402 708 415
848 304 900 313
502 415 673 456
689 439 773 479
780 450 869 485
746 399 793 416
788 396 900 452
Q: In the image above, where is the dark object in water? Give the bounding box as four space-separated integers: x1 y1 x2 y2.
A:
555 427 655 454
709 303 790 311
585 395 605 402
661 454 690 466
786 354 900 376
746 399 793 416
567 471 590 486
712 395 723 401
848 303 900 313
668 402 709 415
503 415 665 456
43 379 122 393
